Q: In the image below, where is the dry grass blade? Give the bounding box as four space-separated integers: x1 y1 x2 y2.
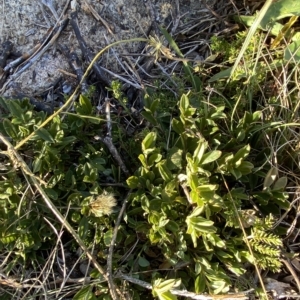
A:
228 0 273 82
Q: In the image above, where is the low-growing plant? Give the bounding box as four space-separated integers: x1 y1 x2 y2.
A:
1 4 300 298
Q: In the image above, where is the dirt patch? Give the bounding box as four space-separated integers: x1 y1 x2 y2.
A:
0 0 223 98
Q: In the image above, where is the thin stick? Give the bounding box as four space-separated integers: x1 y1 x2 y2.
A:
107 191 131 300
94 135 130 177
281 258 300 293
70 8 110 86
115 272 252 300
105 98 112 138
100 66 142 89
83 0 114 35
57 44 89 93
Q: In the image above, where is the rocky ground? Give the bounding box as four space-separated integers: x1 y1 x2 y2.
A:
0 0 226 100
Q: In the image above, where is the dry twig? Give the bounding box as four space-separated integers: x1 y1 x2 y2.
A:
115 272 252 300
107 191 131 300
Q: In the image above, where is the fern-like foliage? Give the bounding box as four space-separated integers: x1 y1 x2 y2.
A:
248 226 282 272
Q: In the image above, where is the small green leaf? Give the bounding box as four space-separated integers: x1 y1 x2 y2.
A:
0 234 17 244
230 168 242 179
153 278 179 294
44 188 58 200
148 153 162 166
142 132 157 153
6 100 24 117
58 136 77 147
73 286 96 300
138 154 148 168
157 160 173 182
32 157 42 173
208 67 232 82
156 291 177 300
166 220 179 233
103 229 113 246
195 273 206 293
127 176 140 188
179 94 190 113
232 144 250 166
273 177 288 191
200 150 222 165
79 94 93 114
78 216 89 239
150 99 160 114
36 128 55 143
172 119 185 134
193 140 207 165
138 256 150 267
167 147 183 170
263 167 278 190
142 110 158 125
237 161 254 175
252 111 262 121
3 119 18 139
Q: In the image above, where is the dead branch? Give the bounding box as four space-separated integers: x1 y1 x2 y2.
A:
57 44 89 93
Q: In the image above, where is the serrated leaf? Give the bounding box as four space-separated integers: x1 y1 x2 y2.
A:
263 167 278 190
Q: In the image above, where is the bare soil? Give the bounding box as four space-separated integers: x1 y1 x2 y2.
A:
0 0 221 98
